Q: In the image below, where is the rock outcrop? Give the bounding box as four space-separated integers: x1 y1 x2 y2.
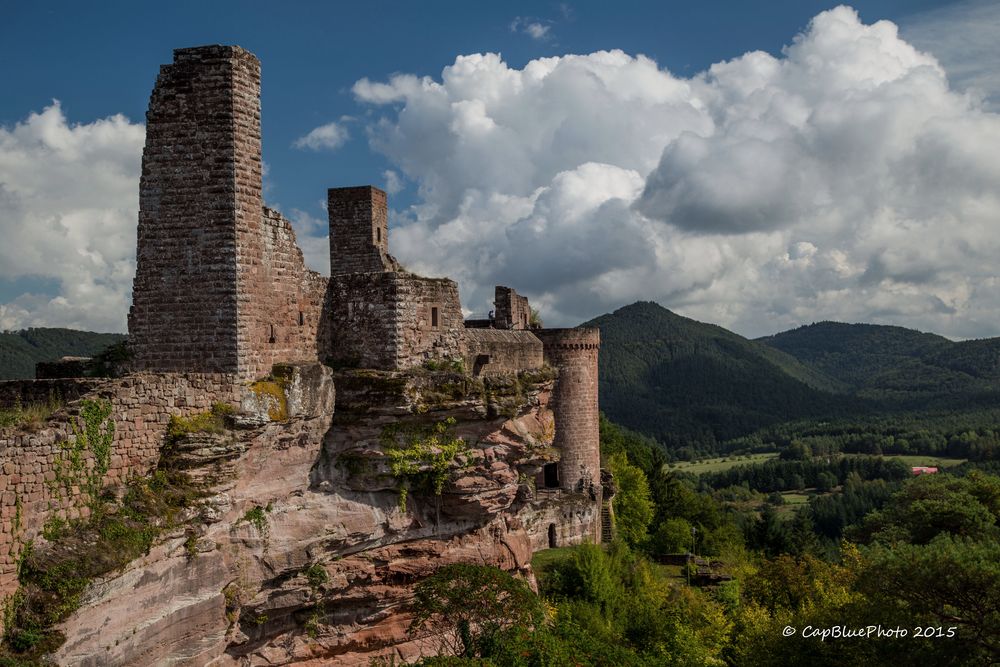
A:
32 363 593 666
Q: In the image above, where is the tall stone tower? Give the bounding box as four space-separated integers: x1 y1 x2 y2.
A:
129 46 262 377
328 186 394 275
534 328 602 500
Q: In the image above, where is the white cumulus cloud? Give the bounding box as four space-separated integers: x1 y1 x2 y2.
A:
510 17 553 41
354 5 1000 338
293 121 349 151
0 102 144 332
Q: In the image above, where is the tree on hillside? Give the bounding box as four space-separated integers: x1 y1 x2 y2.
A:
409 564 543 658
607 452 654 548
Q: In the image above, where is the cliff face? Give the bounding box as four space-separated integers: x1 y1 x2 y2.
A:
33 364 594 666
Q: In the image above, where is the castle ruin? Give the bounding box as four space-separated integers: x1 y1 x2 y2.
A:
128 45 604 506
0 45 609 664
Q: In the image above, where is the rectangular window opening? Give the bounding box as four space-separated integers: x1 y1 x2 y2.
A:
431 306 439 328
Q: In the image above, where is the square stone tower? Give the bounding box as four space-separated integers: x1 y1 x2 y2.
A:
328 186 394 275
129 46 263 377
129 45 329 382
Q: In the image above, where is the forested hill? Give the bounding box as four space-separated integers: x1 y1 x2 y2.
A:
582 302 863 454
0 329 126 380
757 321 1000 406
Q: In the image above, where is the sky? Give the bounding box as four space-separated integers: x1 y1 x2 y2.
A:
1 0 999 339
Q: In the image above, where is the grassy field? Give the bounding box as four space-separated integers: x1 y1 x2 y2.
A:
666 452 779 475
877 454 966 468
667 452 966 477
780 492 810 505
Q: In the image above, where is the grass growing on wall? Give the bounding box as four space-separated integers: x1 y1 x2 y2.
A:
1 467 208 661
166 402 235 441
0 396 64 431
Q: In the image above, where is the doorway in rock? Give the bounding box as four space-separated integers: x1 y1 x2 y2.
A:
543 462 559 488
548 523 557 548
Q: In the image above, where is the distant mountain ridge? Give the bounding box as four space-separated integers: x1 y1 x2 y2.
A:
582 302 863 452
0 328 126 381
757 321 1000 406
584 302 1000 454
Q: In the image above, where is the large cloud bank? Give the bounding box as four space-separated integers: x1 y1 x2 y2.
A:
353 6 1000 337
0 103 143 332
2 6 998 339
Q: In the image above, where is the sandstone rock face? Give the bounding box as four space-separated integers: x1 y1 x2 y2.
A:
45 364 597 666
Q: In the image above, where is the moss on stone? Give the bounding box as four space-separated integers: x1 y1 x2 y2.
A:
249 380 287 421
379 417 469 511
166 402 234 441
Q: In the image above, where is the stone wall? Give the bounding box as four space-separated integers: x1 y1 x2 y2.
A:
129 46 261 376
327 273 465 370
525 491 601 551
463 329 543 375
235 207 328 381
0 379 104 410
534 328 601 517
494 286 532 330
395 275 465 369
0 373 239 601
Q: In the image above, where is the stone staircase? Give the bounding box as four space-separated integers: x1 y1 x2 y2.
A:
600 501 614 543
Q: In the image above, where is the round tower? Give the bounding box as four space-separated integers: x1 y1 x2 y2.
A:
534 328 601 497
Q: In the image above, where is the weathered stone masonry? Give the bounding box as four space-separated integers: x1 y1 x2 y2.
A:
534 328 602 496
129 47 254 376
328 186 398 276
129 46 330 383
126 44 607 545
0 373 239 600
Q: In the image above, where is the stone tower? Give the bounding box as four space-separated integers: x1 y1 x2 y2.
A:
328 186 394 275
128 45 263 376
534 328 602 500
129 45 326 382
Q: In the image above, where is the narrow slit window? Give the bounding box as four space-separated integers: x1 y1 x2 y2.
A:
431 306 439 328
298 311 304 326
377 227 381 243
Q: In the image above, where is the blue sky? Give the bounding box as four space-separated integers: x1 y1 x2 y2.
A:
0 0 954 215
1 1 999 337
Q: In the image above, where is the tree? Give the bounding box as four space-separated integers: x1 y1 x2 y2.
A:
649 517 694 555
853 472 1000 545
860 535 1000 664
816 471 838 493
409 564 544 657
607 452 654 549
